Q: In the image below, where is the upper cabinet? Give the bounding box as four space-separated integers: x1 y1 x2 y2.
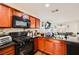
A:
29 16 36 28
0 4 12 27
35 18 40 28
29 16 40 28
12 9 23 17
0 4 40 28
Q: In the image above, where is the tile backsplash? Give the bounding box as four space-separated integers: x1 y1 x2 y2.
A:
0 28 39 35
0 28 24 35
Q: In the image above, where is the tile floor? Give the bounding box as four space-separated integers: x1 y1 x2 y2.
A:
34 51 47 55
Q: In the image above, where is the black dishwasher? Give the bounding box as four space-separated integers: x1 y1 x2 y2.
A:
67 41 79 55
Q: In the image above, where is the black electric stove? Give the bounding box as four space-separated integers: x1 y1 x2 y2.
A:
9 32 34 55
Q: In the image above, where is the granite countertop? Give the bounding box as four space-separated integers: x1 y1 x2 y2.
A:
0 42 16 49
43 37 79 43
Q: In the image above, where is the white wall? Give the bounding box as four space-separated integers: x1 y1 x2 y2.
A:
39 19 79 33
54 21 79 33
66 22 78 33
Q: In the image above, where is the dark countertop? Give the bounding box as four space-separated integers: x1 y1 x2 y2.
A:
39 37 79 44
0 42 16 49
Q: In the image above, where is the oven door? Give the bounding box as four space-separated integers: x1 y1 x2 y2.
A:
20 38 34 55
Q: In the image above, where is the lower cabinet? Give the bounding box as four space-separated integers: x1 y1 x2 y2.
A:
44 40 55 54
0 44 15 55
34 37 38 52
38 37 45 51
37 37 67 55
54 43 67 55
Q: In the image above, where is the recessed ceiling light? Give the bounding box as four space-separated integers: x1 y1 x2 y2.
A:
45 4 50 7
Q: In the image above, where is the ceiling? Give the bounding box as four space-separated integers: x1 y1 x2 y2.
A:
5 3 79 24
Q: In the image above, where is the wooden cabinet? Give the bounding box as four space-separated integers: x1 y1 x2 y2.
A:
35 18 40 28
0 4 12 27
29 16 36 28
38 37 45 51
0 43 15 55
37 37 67 55
38 37 55 54
12 9 23 17
54 40 67 55
44 39 55 54
29 16 40 28
0 4 40 28
34 37 38 52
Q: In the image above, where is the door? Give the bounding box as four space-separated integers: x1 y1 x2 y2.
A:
0 5 12 27
29 16 36 28
45 39 55 54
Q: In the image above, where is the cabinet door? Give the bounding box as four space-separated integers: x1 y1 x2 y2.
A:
0 45 15 55
34 37 38 52
38 37 45 51
35 18 40 28
54 41 67 55
0 5 12 27
4 50 15 55
12 9 23 17
45 40 54 54
29 16 36 28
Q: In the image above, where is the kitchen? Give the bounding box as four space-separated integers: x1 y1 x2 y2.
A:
0 3 79 55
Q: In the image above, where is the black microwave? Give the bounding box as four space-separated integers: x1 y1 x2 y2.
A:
12 15 30 28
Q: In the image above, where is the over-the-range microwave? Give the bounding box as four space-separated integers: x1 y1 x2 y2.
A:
12 15 30 28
